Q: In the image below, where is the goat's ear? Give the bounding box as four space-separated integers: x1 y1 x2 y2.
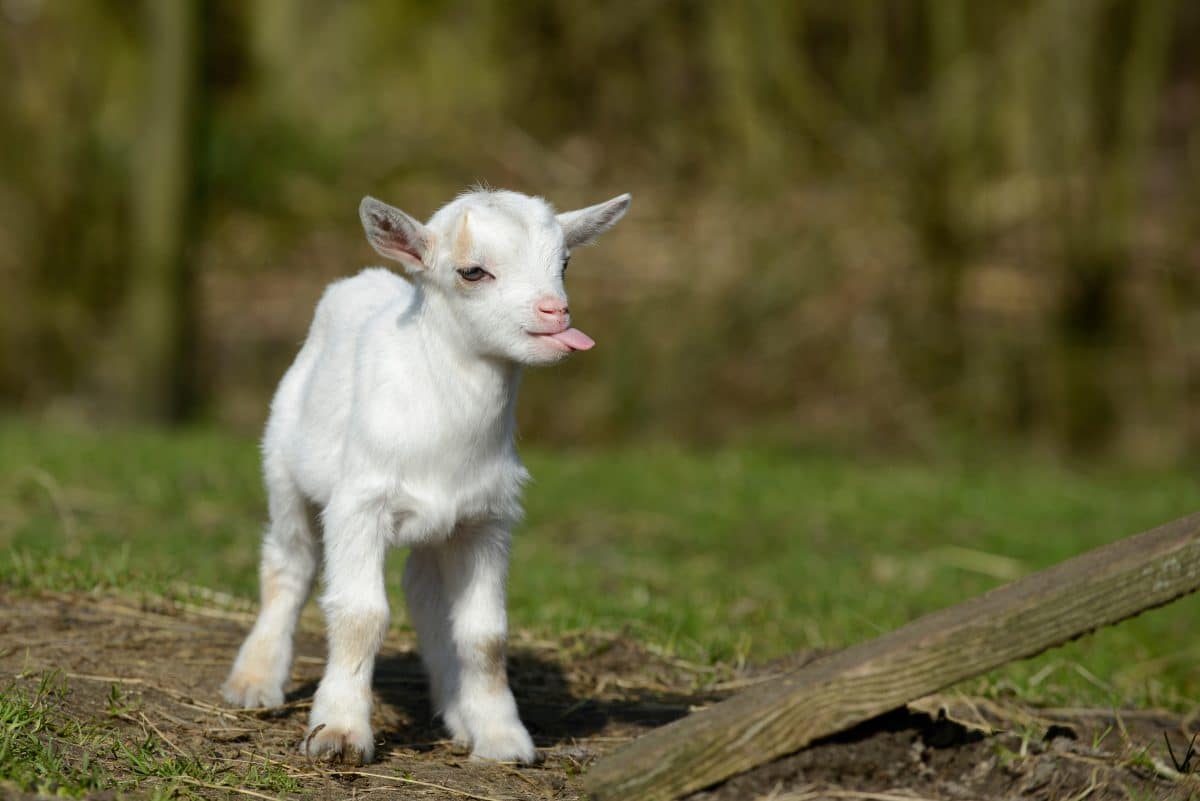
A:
557 193 631 249
360 196 434 270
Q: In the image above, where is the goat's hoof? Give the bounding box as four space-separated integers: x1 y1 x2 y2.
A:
301 722 375 765
441 706 471 748
469 726 539 765
221 674 284 709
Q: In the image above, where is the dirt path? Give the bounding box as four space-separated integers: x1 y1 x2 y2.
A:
1 590 1197 800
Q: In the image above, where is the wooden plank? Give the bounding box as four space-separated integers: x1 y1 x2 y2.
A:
583 510 1200 801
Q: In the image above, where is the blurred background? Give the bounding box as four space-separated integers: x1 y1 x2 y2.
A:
2 0 1199 461
3 1 1200 722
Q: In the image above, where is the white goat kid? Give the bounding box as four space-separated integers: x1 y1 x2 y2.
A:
221 188 630 765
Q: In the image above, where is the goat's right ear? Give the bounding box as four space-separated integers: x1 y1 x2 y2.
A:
360 196 434 271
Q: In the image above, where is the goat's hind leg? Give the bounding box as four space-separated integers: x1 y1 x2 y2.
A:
222 468 317 708
435 523 537 764
404 546 470 746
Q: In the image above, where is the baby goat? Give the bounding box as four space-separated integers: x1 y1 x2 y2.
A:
222 188 630 765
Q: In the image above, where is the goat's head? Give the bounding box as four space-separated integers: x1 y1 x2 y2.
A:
359 189 629 365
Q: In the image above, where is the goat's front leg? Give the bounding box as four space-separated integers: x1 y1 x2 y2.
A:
428 522 536 764
301 490 390 765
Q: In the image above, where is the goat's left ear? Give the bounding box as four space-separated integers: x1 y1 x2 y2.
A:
360 196 434 271
557 193 631 249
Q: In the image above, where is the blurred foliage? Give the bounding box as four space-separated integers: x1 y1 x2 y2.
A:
1 0 1199 458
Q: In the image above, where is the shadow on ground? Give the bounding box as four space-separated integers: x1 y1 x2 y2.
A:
283 643 703 755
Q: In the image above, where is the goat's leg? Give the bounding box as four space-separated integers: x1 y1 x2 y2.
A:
403 546 470 745
432 522 536 763
223 465 317 708
301 490 390 765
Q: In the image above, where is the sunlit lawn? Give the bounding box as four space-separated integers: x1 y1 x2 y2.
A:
2 419 1197 710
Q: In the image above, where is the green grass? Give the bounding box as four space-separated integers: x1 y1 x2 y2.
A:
2 418 1198 714
0 669 299 799
0 673 108 797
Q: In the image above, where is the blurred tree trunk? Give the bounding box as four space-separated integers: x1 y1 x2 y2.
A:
123 0 202 421
894 0 973 411
923 0 971 389
1056 0 1173 451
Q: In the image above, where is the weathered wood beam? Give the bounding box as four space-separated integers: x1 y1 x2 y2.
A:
584 510 1200 801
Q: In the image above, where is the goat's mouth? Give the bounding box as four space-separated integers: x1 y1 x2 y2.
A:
526 327 595 353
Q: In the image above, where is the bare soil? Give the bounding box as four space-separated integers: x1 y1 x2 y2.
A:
1 590 1197 800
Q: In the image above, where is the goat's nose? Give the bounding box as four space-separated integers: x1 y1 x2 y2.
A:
535 297 569 321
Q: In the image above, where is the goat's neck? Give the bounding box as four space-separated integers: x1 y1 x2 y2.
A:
412 284 523 443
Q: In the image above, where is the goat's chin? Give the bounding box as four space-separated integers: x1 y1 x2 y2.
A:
520 348 571 367
517 337 573 366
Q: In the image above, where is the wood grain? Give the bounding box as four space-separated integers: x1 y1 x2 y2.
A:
583 510 1200 801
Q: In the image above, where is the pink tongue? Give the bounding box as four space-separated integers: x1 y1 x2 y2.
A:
548 327 595 351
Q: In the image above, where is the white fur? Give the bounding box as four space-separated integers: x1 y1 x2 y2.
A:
222 188 629 765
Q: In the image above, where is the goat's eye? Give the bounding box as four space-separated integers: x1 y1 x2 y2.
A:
562 255 571 275
457 266 489 283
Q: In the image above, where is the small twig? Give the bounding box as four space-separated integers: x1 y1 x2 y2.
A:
302 722 326 759
61 670 253 718
1061 767 1104 801
63 671 148 685
773 788 942 801
500 761 544 791
383 739 456 755
823 791 942 801
708 674 780 692
1149 756 1186 782
174 603 257 624
1072 663 1116 695
174 776 282 801
149 706 194 728
169 582 255 609
140 711 189 760
218 751 326 781
214 755 322 780
1053 751 1117 769
1164 730 1198 773
1038 706 1179 723
345 769 510 801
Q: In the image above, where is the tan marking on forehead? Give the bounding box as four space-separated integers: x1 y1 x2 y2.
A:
452 210 474 264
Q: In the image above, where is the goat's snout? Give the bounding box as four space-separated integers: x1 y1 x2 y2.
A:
534 296 569 327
